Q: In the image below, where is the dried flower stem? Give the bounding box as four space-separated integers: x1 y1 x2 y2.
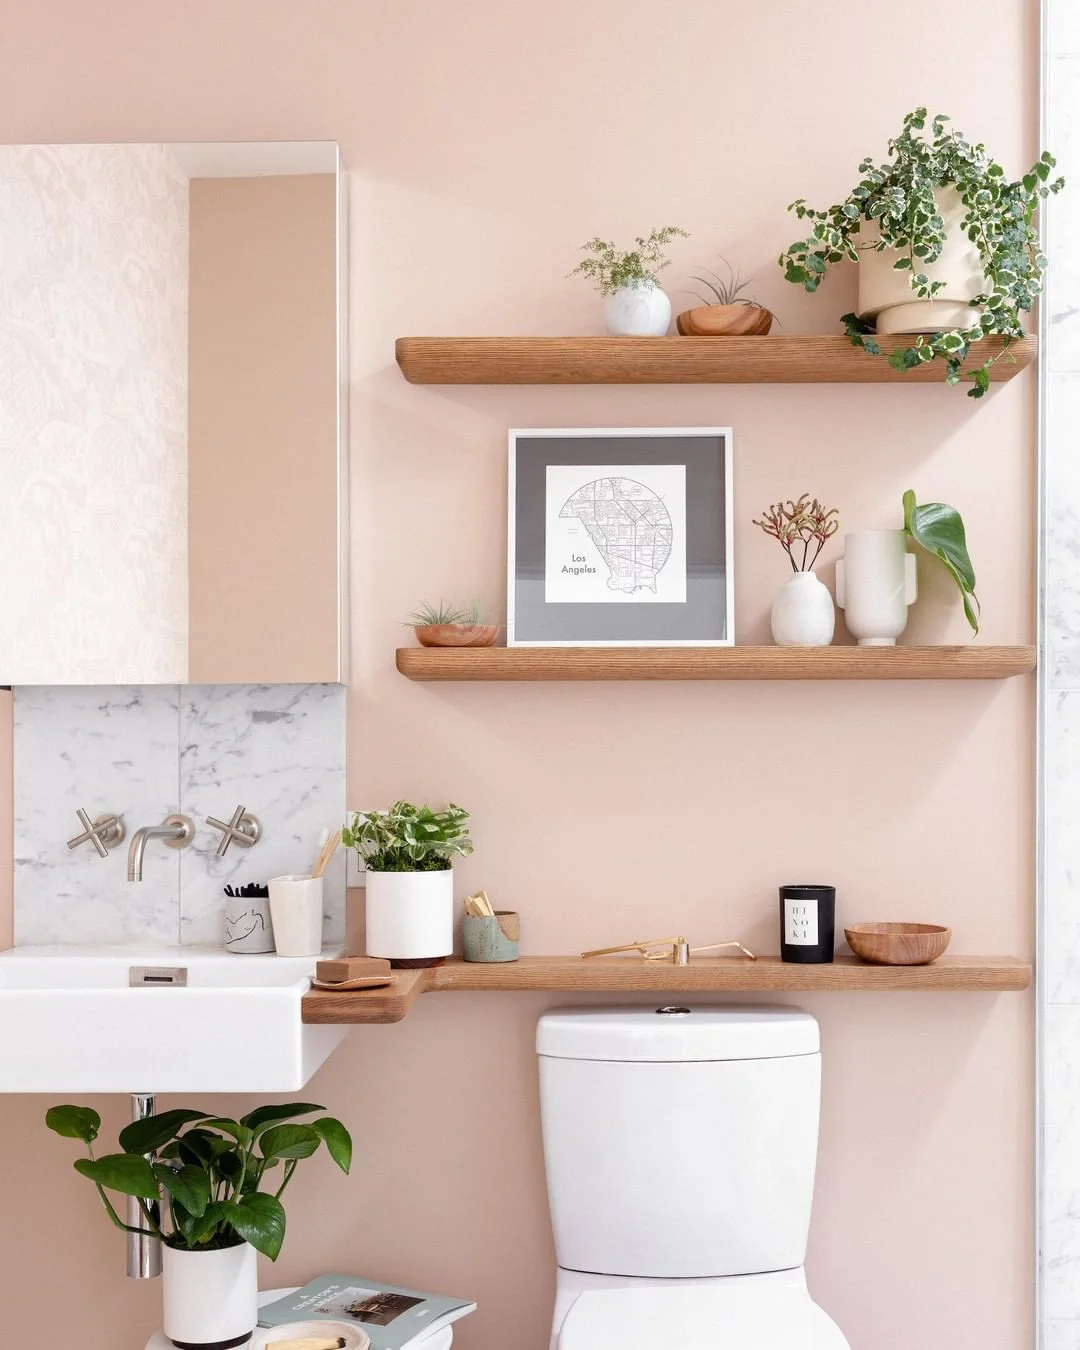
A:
752 493 839 573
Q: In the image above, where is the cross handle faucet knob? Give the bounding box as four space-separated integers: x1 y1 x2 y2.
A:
206 805 262 857
66 808 126 858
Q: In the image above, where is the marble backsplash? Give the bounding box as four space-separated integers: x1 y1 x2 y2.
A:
13 683 346 946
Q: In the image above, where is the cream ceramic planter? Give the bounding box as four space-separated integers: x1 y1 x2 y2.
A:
162 1242 257 1350
836 530 918 646
858 187 987 334
365 868 454 965
770 571 835 647
604 281 672 336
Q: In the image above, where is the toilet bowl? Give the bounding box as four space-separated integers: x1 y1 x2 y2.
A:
537 1006 851 1349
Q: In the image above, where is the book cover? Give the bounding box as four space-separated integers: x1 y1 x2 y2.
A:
258 1274 477 1349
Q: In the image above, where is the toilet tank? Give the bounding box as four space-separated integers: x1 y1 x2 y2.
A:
537 1006 821 1279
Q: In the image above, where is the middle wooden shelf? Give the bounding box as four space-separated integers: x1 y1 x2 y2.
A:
396 645 1036 682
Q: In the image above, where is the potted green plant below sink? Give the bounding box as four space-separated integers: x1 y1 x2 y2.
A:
46 1102 351 1350
343 801 473 967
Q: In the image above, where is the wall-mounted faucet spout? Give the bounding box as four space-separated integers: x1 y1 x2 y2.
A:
127 814 195 881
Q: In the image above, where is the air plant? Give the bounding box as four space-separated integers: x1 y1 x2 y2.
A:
753 494 839 573
405 600 482 627
682 255 762 309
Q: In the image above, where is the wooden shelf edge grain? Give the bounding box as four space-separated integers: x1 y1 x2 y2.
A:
394 334 1037 386
301 955 1032 1022
395 645 1036 683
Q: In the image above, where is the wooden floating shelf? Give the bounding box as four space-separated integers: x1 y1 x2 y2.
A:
395 645 1036 683
301 955 1033 1025
394 334 1036 386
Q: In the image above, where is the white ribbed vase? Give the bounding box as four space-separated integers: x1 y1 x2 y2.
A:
770 571 836 646
836 530 918 646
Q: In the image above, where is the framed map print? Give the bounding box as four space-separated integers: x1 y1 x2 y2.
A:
507 427 733 646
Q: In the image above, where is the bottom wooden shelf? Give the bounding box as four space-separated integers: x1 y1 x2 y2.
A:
300 954 1032 1024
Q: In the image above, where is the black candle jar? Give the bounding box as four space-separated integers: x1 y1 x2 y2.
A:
779 884 836 964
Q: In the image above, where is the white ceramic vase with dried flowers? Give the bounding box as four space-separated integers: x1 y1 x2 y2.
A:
753 495 839 646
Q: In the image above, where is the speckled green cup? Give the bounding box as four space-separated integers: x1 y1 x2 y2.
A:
463 911 520 962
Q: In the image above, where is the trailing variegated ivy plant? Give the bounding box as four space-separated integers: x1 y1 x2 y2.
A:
779 109 1063 397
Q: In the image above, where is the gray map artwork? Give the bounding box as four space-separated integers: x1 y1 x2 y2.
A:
559 477 673 593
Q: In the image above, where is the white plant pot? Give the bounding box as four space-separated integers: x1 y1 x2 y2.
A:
770 571 836 647
836 530 918 646
604 281 671 336
162 1242 257 1350
857 187 988 334
365 868 454 964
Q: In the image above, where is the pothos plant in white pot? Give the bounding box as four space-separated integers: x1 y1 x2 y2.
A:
343 801 473 967
570 226 688 335
779 108 1063 396
46 1102 351 1350
753 494 839 647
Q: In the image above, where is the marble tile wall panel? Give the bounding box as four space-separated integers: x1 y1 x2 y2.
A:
12 683 346 948
13 685 181 944
1044 10 1080 1343
178 683 346 946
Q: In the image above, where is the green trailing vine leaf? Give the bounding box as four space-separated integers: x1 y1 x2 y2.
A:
223 1193 287 1261
780 108 1064 396
74 1153 160 1199
45 1105 100 1144
902 489 980 634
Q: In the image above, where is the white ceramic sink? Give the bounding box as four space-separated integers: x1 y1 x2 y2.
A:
0 946 347 1093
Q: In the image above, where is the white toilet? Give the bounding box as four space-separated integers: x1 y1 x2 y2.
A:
537 1005 851 1349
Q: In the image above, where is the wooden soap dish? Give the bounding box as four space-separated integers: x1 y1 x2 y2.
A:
310 974 395 992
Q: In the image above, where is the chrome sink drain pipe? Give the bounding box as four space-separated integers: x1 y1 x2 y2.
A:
128 1093 162 1278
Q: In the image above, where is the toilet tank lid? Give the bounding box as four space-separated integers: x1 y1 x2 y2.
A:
536 1006 819 1061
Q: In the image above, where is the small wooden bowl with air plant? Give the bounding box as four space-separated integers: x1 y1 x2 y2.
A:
676 256 775 336
408 601 499 648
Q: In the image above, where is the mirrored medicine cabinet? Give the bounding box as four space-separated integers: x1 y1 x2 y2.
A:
0 139 348 684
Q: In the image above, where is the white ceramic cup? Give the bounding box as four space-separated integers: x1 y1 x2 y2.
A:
268 874 323 957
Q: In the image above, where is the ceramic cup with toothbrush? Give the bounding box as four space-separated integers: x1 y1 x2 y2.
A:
269 829 339 958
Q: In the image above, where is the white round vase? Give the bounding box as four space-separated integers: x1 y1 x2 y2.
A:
604 281 672 336
836 529 919 645
162 1242 257 1350
770 571 835 646
857 187 987 334
365 868 454 965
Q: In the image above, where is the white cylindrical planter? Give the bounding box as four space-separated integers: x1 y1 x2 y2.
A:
857 187 987 334
836 530 918 646
162 1242 257 1350
365 868 454 965
604 281 672 336
770 571 836 646
268 874 323 957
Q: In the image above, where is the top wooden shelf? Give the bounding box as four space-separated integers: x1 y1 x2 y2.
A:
394 335 1036 386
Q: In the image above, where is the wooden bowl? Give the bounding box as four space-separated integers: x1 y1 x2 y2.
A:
414 624 499 647
676 303 774 337
845 922 952 966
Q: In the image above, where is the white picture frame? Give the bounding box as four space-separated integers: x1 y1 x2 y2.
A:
507 427 734 647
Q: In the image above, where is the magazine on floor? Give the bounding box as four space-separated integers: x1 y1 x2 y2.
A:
258 1274 477 1349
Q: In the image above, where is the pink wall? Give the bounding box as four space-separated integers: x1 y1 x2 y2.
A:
187 173 341 683
0 2 1036 1347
